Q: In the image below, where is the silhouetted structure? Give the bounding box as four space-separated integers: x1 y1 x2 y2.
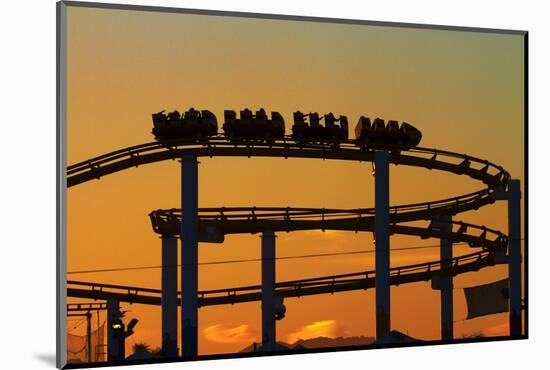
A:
373 330 420 344
106 300 138 362
152 108 217 142
431 215 454 340
355 117 422 148
150 108 423 149
374 150 391 339
223 108 285 142
292 111 348 145
66 112 523 363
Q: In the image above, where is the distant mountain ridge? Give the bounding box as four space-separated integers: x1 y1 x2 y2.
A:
240 335 375 352
293 336 375 348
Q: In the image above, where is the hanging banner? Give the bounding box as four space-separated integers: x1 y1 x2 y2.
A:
464 278 509 319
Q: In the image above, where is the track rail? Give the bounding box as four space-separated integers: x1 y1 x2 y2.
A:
151 187 497 228
149 207 507 251
67 251 496 307
67 137 509 189
66 137 512 312
68 137 510 252
68 138 509 248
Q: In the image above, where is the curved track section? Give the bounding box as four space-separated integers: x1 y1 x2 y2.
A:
150 207 507 252
150 188 498 230
67 137 509 190
66 137 511 311
67 251 496 307
68 138 509 247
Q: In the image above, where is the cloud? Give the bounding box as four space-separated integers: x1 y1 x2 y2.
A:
286 320 350 343
202 324 257 344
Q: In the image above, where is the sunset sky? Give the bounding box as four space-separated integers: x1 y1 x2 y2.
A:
65 5 525 356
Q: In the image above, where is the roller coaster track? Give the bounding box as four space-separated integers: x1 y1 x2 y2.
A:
149 207 507 251
68 137 509 240
67 250 496 307
67 136 509 190
66 136 511 309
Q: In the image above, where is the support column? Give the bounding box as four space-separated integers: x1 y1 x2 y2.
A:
86 312 92 363
261 230 276 351
106 299 122 362
374 150 390 340
438 215 454 340
181 155 199 358
161 235 178 357
507 179 522 337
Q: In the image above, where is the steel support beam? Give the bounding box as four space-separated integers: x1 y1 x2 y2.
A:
161 235 178 357
374 150 391 339
181 155 199 358
261 230 276 351
507 179 522 337
438 215 454 340
86 312 92 363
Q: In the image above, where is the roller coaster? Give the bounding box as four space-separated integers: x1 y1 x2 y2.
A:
68 250 495 307
67 136 508 188
65 111 522 363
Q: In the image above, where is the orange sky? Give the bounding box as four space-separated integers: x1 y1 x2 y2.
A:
64 5 525 356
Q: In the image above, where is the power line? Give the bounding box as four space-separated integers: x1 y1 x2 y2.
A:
67 242 467 275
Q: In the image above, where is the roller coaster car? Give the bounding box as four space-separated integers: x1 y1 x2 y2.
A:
222 108 285 141
354 116 422 148
149 212 180 236
152 108 218 142
291 111 349 144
